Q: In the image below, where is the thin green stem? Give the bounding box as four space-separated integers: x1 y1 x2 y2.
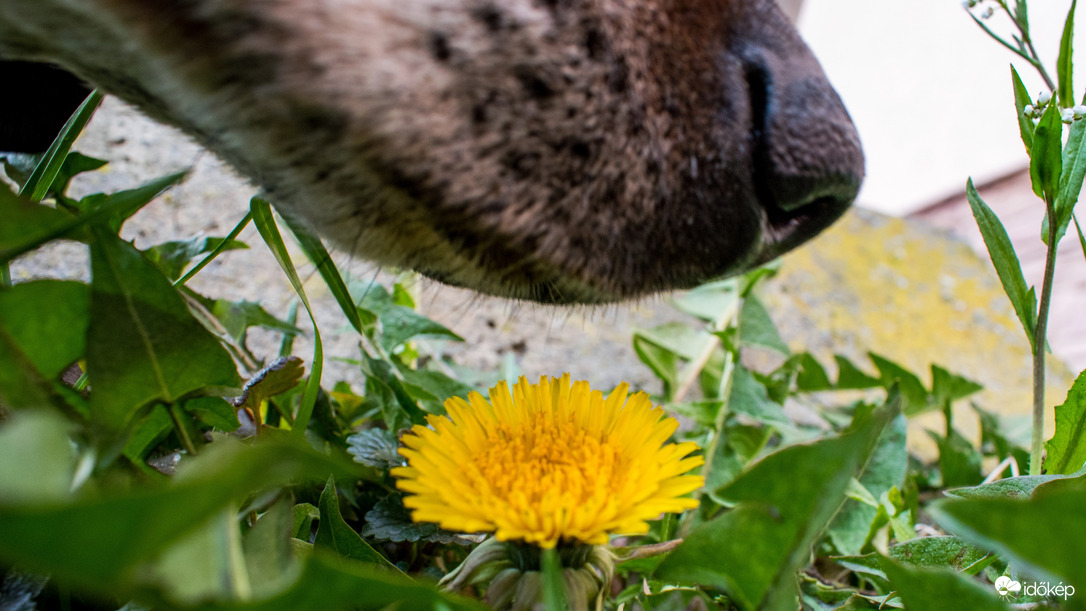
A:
0 263 10 289
168 403 199 456
174 211 252 286
1030 196 1059 475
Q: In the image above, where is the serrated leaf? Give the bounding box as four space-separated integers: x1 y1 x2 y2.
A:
87 227 241 432
362 495 470 544
1059 0 1077 109
346 428 402 470
794 353 832 391
656 394 900 610
966 179 1037 349
868 353 929 415
1044 368 1086 474
1031 101 1063 203
931 365 984 407
834 355 881 390
828 413 907 556
1011 66 1035 153
314 476 400 572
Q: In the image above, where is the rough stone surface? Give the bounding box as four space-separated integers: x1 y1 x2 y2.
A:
10 98 1074 453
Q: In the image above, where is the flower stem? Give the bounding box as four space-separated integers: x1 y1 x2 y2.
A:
1030 196 1059 475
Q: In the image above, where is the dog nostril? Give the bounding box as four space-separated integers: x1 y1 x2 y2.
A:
769 172 861 213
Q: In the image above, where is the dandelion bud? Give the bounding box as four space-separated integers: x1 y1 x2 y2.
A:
1038 91 1052 106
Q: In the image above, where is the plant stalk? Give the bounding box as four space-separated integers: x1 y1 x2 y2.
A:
1030 196 1059 475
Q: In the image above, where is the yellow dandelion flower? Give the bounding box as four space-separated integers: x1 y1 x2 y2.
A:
392 374 704 549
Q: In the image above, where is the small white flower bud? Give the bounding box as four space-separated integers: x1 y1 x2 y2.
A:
1062 108 1075 123
1038 91 1053 106
1073 105 1086 119
981 6 994 18
1024 104 1035 116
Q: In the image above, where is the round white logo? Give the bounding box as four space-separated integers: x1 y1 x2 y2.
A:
994 575 1022 597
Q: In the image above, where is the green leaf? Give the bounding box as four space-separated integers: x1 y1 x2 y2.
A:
354 282 462 351
0 182 80 264
1057 114 1086 248
794 353 832 391
1030 101 1063 203
200 551 487 611
886 536 991 572
930 474 1086 592
144 236 248 280
943 473 1078 500
396 367 475 409
1045 368 1086 474
49 152 109 198
362 495 470 544
966 179 1037 349
251 198 322 437
727 364 789 427
121 404 174 462
87 227 241 431
0 280 88 408
0 411 76 503
929 428 984 488
314 476 400 572
207 298 301 345
243 497 296 598
931 365 984 406
834 355 882 390
1011 66 1035 153
1059 0 1077 109
880 558 1009 611
671 278 739 321
77 171 190 234
739 294 789 355
293 503 319 540
868 353 929 415
828 413 908 555
20 90 103 203
0 437 360 593
185 396 241 432
655 394 900 609
346 428 401 470
234 357 306 413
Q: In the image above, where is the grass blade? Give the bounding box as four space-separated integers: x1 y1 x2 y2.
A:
250 198 322 437
20 91 104 203
1059 0 1078 108
281 215 364 335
